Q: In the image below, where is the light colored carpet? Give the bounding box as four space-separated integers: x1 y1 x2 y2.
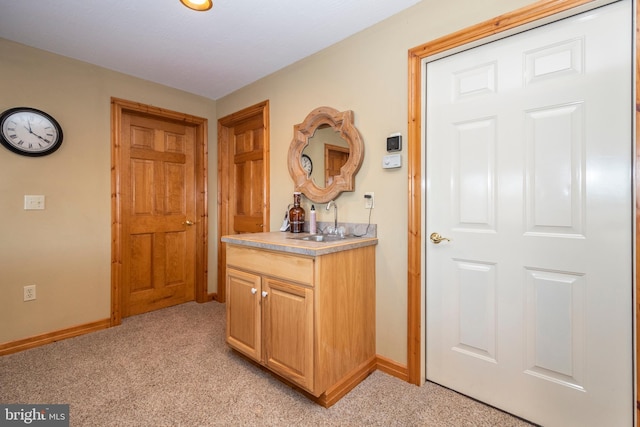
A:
0 301 533 426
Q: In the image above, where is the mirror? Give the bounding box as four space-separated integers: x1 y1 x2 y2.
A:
288 107 364 203
302 126 349 189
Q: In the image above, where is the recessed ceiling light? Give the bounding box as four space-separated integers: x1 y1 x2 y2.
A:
180 0 213 11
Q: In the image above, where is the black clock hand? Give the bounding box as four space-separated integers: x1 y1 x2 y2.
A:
23 125 49 143
32 132 48 143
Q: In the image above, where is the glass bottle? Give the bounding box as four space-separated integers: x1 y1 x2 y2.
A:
289 192 305 233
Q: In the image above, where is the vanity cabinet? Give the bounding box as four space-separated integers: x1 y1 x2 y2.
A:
224 238 376 407
227 265 314 391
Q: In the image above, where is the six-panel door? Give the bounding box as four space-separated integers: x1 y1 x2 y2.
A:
425 2 632 425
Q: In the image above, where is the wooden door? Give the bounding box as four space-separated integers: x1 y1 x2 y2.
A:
263 277 314 394
111 98 208 326
120 112 196 317
218 101 270 302
425 2 632 425
230 114 266 234
324 144 349 187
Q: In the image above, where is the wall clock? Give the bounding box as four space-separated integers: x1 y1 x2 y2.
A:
0 107 63 157
301 154 313 176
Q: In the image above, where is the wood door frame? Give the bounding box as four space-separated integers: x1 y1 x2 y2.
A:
407 0 635 387
217 100 270 303
111 97 209 326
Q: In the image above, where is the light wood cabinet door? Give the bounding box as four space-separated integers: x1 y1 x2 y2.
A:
226 268 261 361
263 277 315 394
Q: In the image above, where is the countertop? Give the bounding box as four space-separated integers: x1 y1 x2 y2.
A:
221 231 378 256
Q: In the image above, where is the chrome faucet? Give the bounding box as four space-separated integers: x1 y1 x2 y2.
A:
326 200 338 234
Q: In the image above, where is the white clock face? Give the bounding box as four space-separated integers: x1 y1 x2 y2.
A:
0 108 63 156
301 154 312 175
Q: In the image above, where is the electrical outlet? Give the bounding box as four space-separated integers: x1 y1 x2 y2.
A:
24 285 36 301
364 192 375 209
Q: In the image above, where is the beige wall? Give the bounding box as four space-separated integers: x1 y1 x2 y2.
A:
0 39 217 343
216 0 536 363
0 0 537 365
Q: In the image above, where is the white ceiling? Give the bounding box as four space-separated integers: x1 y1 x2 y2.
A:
0 0 421 100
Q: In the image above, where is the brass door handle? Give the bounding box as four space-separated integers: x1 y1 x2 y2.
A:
430 232 451 244
183 220 194 226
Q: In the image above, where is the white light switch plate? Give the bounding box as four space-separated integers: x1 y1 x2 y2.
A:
24 195 45 210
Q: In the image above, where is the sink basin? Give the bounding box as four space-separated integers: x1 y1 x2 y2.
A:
290 234 348 242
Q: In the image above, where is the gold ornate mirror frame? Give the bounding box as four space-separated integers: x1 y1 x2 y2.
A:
287 106 364 203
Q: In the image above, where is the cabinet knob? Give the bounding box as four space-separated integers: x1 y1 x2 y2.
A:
261 291 268 298
251 288 257 295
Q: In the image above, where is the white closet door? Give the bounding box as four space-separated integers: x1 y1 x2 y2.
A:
426 2 633 425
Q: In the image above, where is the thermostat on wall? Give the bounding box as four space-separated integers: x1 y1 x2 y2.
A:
382 154 402 169
387 133 402 152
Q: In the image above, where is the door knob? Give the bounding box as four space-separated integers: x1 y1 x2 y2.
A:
183 220 194 226
251 288 257 295
261 291 268 298
430 232 451 244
